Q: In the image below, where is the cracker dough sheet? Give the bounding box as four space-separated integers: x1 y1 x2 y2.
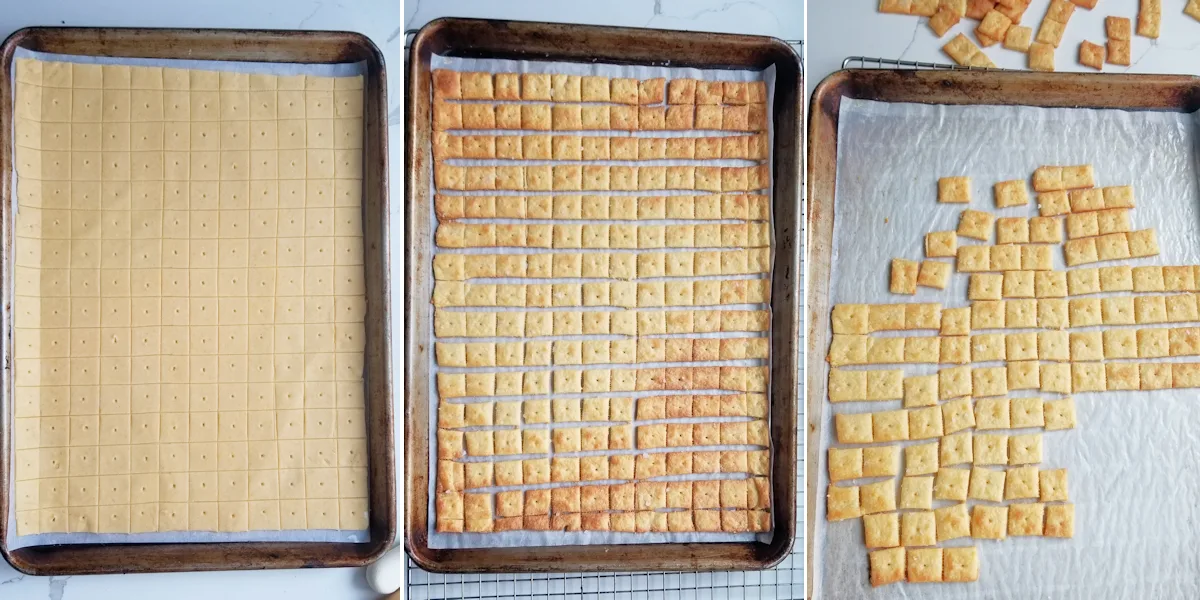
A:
814 98 1200 598
7 49 372 549
426 54 780 549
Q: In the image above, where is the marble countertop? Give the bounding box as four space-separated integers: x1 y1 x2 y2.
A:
0 0 804 599
808 0 1200 97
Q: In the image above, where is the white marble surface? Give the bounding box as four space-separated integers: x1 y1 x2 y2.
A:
406 0 803 42
0 1 400 598
809 0 1200 96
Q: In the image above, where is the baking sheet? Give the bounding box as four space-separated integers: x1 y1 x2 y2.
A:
426 53 778 550
814 98 1200 598
5 48 370 550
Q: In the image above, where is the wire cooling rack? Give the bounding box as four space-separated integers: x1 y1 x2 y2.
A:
842 55 1006 71
404 37 806 600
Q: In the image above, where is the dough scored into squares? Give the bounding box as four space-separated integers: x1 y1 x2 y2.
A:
13 61 373 536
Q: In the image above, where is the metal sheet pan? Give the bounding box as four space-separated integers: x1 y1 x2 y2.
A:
0 26 395 575
804 68 1200 596
405 16 802 574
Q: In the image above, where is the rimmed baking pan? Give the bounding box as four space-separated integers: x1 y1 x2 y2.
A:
405 17 803 573
805 67 1200 596
0 26 394 575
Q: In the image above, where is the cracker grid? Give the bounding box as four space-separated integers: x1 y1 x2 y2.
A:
11 59 369 536
429 68 773 535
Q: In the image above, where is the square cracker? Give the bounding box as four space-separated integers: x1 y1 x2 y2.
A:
955 244 984 273
938 176 971 203
972 366 1008 397
864 445 900 478
993 180 1029 208
942 398 975 436
835 413 873 444
934 467 969 502
1011 396 1045 428
973 433 1008 466
907 547 943 584
1003 270 1035 298
996 217 1030 244
869 547 906 587
918 261 951 289
939 367 972 400
900 476 934 510
904 442 939 476
1041 363 1071 393
1005 465 1040 500
1029 42 1055 71
1039 468 1069 502
1044 397 1076 430
967 466 1005 502
940 307 971 336
1128 229 1160 258
934 503 970 542
944 546 979 582
909 406 944 440
828 448 863 483
890 259 919 295
969 273 1002 301
1038 190 1070 215
1029 217 1062 243
926 231 958 258
991 245 1022 271
901 511 937 547
974 397 1010 430
1142 363 1173 390
861 479 897 515
1099 266 1134 292
863 512 900 549
873 411 909 443
971 333 1006 362
826 485 860 521
1045 503 1074 538
903 375 938 408
831 304 869 335
1009 433 1043 465
957 209 993 241
970 504 1007 540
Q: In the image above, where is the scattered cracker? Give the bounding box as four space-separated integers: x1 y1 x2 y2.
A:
958 209 995 241
890 258 920 294
939 176 972 203
1138 0 1161 38
1079 41 1105 70
943 34 983 66
917 261 951 289
926 230 959 258
1028 42 1056 71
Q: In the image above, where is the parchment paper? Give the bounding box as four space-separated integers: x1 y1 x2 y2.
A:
5 49 370 549
814 98 1200 599
426 54 779 549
